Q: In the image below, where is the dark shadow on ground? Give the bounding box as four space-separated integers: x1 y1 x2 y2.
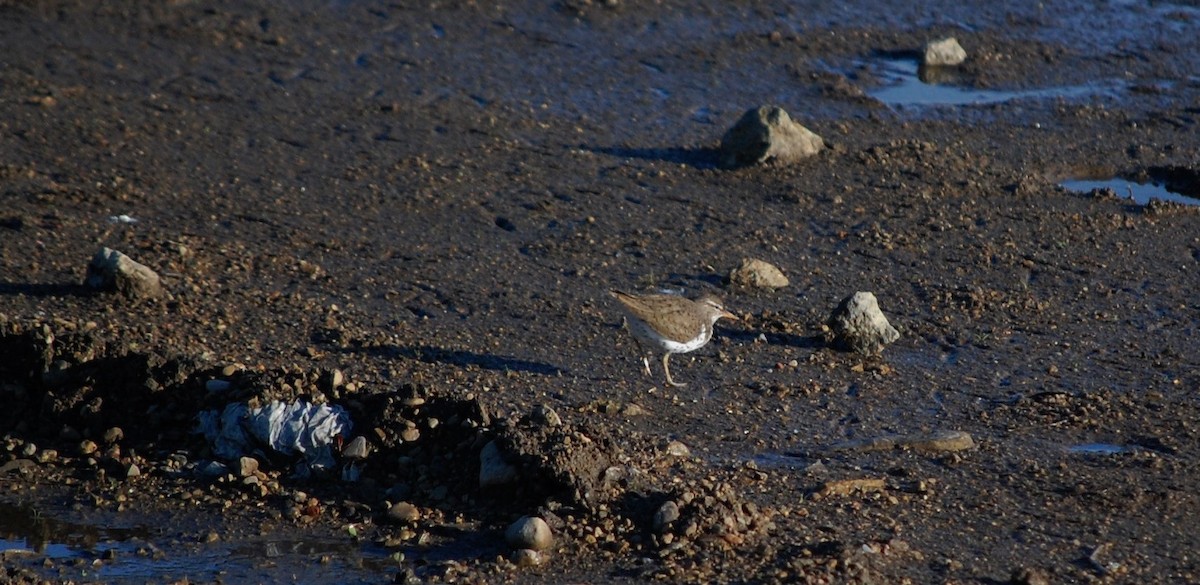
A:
0 282 93 297
377 344 564 376
583 145 721 169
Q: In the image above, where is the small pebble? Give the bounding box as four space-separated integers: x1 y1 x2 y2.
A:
665 441 691 457
386 502 421 524
512 548 543 567
103 427 124 444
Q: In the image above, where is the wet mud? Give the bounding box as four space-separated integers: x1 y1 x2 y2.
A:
2 0 1200 583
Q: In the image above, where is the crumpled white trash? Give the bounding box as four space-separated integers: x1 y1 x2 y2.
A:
196 400 352 476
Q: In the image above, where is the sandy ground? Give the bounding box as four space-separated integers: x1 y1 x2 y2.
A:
2 0 1200 583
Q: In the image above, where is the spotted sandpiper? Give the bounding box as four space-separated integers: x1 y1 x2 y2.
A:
610 290 737 387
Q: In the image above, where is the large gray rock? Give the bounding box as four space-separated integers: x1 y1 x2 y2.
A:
84 247 163 299
719 106 824 168
826 291 900 355
923 37 967 67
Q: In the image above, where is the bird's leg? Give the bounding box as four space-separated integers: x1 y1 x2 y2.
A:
622 318 653 377
662 353 687 387
633 335 652 377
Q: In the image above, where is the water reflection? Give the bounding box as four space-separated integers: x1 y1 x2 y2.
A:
868 58 1120 107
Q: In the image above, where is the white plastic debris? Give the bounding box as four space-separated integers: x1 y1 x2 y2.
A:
108 214 138 224
196 400 353 477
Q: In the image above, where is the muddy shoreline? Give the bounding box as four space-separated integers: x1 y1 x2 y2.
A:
3 0 1200 583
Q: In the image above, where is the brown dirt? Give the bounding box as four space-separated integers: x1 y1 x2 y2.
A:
2 0 1200 583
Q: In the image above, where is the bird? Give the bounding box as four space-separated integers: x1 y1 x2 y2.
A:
609 290 737 387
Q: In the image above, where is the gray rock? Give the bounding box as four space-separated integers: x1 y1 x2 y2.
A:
84 247 163 299
720 105 824 168
652 501 680 534
0 459 36 474
827 291 900 355
505 516 554 551
832 430 976 454
923 37 967 67
479 440 519 488
729 257 789 289
530 404 562 427
342 436 369 460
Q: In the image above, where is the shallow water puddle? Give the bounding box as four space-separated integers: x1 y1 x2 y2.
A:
867 58 1117 107
1060 178 1200 206
0 501 146 557
1067 443 1130 455
0 501 395 583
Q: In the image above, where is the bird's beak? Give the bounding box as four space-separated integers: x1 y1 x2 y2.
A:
721 310 739 321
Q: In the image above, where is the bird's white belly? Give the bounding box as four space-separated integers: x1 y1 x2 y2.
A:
631 322 711 354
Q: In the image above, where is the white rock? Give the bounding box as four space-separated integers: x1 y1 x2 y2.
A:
923 37 967 67
827 291 900 355
720 106 824 168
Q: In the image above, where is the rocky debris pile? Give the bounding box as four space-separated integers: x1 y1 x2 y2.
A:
719 106 824 168
647 480 775 552
0 318 201 443
826 291 900 355
0 316 845 581
483 406 618 508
